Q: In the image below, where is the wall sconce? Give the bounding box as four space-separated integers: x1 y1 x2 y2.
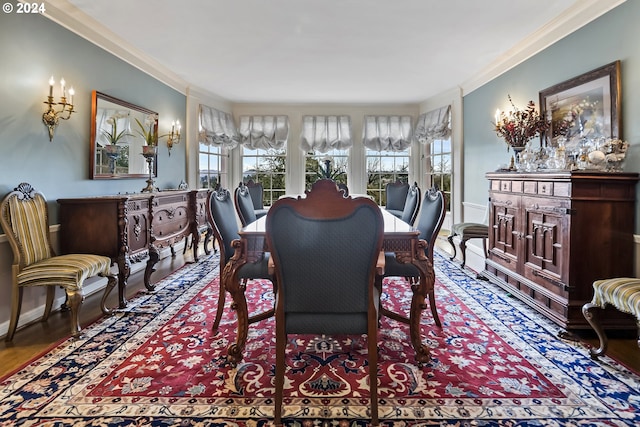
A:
43 76 75 141
167 120 181 155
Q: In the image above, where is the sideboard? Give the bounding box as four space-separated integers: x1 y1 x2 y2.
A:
484 171 638 332
58 189 211 308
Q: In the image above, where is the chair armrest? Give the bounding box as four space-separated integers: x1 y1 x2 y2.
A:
376 251 385 275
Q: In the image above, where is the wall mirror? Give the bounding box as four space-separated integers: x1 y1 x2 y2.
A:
90 91 158 179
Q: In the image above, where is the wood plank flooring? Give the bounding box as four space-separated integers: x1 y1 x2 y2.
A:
1 240 638 378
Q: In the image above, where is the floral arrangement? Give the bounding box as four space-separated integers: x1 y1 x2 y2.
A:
102 113 130 145
494 95 549 149
135 114 159 146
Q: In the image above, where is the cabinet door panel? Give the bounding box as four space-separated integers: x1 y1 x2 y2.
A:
489 193 520 266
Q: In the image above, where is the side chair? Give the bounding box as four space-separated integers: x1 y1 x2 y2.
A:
0 182 118 341
447 202 489 268
377 187 446 327
245 179 268 218
400 182 421 226
234 182 258 227
384 180 409 218
266 179 385 426
206 188 274 332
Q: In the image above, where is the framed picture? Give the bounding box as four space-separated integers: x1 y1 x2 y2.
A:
539 60 621 149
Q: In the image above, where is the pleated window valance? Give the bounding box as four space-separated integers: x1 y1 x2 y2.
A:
238 115 289 150
198 104 239 147
362 115 413 152
415 105 451 143
300 115 352 153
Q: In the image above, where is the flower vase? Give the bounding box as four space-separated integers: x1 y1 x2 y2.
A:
511 146 525 171
104 145 119 174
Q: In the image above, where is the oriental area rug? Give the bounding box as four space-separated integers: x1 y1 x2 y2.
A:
1 251 639 426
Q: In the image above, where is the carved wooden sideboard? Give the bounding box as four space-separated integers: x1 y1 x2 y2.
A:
484 171 638 331
58 189 210 307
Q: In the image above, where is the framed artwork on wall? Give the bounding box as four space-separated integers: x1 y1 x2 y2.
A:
539 60 621 149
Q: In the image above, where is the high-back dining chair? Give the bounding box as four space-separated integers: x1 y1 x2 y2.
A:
234 182 258 227
266 179 384 427
400 182 421 226
245 179 268 218
377 187 446 327
206 188 273 332
385 180 409 218
0 182 117 341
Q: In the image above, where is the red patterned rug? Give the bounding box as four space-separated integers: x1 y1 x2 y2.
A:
1 252 638 426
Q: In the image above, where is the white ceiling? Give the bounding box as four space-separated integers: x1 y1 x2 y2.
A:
50 0 622 104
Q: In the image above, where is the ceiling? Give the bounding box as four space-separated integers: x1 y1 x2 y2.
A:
50 0 621 104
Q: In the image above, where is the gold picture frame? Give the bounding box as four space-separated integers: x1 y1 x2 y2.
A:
539 60 621 149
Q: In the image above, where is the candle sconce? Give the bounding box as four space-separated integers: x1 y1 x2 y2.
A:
166 120 181 156
43 76 75 141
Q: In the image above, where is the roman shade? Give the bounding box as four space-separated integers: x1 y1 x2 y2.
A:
362 115 413 152
300 115 352 153
198 104 239 147
238 115 289 150
415 105 451 143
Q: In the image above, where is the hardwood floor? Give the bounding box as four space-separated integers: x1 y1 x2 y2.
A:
1 240 638 378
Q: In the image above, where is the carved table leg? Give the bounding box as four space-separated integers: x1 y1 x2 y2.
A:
223 240 249 367
116 255 131 308
409 245 435 365
144 245 160 291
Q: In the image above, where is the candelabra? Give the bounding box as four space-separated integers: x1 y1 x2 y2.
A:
42 76 75 141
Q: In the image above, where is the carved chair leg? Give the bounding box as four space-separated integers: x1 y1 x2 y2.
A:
100 274 119 315
66 288 85 338
42 286 55 321
459 238 469 268
582 302 608 359
5 287 23 342
212 280 226 332
447 234 458 261
428 290 442 328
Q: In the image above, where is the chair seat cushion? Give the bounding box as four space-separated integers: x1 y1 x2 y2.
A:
238 252 272 279
591 277 640 320
382 252 419 277
451 222 488 237
17 254 112 289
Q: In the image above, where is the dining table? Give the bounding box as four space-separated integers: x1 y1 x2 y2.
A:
221 206 435 366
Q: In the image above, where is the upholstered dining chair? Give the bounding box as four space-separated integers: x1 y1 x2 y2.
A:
0 182 118 341
266 179 384 427
384 180 409 218
376 187 446 327
245 179 268 218
206 188 273 332
400 182 421 226
234 182 258 227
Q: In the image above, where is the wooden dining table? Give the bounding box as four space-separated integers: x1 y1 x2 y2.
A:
221 207 435 366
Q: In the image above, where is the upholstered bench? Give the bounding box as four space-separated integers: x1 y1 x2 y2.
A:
447 222 488 268
582 277 640 359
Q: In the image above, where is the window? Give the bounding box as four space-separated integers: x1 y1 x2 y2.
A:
366 148 410 206
242 147 287 205
425 137 452 211
199 143 226 189
305 148 349 190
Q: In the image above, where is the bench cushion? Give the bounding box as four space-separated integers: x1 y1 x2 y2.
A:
591 277 640 320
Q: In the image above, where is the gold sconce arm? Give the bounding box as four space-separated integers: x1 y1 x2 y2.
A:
167 120 181 156
42 77 75 141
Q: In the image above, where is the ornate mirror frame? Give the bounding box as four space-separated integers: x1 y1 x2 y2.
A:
90 91 158 179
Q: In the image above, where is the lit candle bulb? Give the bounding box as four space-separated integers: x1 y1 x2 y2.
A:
68 87 75 105
60 78 66 98
495 109 500 125
176 120 181 133
49 76 55 97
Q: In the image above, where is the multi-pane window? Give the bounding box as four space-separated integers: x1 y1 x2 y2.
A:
199 143 227 189
304 148 349 190
424 137 452 211
241 146 287 205
366 148 410 206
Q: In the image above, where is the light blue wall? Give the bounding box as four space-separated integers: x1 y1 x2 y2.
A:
463 0 640 230
0 12 187 225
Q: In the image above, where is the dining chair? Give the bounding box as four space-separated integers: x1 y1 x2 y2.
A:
377 187 446 327
0 182 118 341
385 180 409 218
206 188 274 332
266 179 384 427
234 182 258 227
400 182 421 226
245 179 268 218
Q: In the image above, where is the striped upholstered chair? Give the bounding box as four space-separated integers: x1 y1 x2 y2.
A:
0 183 117 341
582 278 640 358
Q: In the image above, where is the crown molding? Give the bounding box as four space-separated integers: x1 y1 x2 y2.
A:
43 0 190 95
461 0 627 96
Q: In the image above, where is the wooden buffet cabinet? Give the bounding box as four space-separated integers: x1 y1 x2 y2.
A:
484 171 638 331
58 189 211 308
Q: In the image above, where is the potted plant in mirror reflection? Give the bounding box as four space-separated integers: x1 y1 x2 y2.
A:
102 113 131 173
135 114 161 157
494 95 549 171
